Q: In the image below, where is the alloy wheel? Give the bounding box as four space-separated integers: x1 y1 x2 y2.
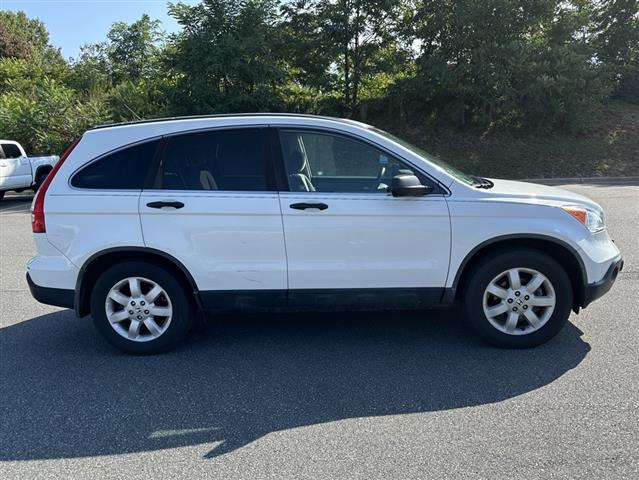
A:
105 277 173 342
482 268 556 336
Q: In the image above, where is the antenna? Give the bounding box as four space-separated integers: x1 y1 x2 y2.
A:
118 96 142 121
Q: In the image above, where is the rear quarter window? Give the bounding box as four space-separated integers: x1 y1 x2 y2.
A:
71 140 160 190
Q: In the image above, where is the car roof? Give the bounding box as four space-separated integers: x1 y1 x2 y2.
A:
90 113 365 131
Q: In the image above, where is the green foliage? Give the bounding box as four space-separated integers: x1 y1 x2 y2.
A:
282 0 414 117
0 65 109 153
1 3 638 153
593 0 639 103
166 0 288 114
107 14 164 83
400 0 611 132
0 11 50 56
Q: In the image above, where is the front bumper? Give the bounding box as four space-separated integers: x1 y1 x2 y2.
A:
26 273 74 309
582 258 623 308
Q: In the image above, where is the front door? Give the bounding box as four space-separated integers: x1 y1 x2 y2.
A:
0 142 31 190
139 127 288 309
276 128 451 307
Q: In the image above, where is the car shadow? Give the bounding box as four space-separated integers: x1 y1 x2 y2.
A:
0 308 590 461
0 193 33 214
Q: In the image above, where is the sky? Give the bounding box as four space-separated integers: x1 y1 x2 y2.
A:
0 0 199 60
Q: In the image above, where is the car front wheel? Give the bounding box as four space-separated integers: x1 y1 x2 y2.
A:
90 262 193 354
463 249 573 348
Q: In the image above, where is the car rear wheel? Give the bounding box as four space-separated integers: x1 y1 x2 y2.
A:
33 170 50 192
90 262 193 354
463 249 573 348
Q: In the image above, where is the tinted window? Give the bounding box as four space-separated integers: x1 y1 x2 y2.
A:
279 130 430 193
72 140 159 189
1 143 22 159
155 128 269 191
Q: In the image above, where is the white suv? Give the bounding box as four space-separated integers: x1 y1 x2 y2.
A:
26 114 623 354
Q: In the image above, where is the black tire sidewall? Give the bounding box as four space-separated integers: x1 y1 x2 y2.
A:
463 249 573 348
91 261 193 354
34 172 47 192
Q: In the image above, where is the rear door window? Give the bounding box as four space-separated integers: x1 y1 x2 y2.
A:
1 143 22 159
153 128 271 191
72 140 160 189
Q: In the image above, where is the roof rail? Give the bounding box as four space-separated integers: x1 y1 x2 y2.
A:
90 113 354 131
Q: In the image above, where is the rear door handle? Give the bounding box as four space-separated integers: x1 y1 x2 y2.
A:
289 202 328 211
146 201 185 209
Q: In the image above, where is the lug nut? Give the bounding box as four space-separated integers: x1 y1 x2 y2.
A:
513 307 518 312
137 315 143 320
141 301 145 306
131 301 136 306
523 305 528 310
144 310 149 315
507 298 514 303
524 295 530 300
515 291 521 297
129 310 134 314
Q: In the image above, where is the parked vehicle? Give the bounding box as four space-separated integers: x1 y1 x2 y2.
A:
0 140 59 201
26 115 623 354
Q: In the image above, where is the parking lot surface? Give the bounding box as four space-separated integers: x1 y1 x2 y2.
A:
1 184 637 480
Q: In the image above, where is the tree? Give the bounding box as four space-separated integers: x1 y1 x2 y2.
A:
593 0 639 102
166 0 288 113
405 0 610 132
0 23 31 59
282 0 412 117
0 12 108 153
107 14 164 82
0 11 49 55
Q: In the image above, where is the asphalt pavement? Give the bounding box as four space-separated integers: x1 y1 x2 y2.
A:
0 183 637 480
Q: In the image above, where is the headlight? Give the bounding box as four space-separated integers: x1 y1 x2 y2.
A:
561 205 605 233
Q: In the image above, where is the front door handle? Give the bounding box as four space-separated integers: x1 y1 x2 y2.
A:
290 202 328 211
146 201 185 209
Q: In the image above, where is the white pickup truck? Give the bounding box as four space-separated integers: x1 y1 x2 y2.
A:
0 140 59 201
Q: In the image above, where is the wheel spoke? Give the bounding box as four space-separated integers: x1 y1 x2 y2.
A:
144 318 163 337
108 290 130 306
149 305 172 317
526 274 545 294
507 269 521 289
504 312 519 333
486 284 509 299
128 320 141 339
145 285 163 303
530 296 555 307
108 309 130 324
128 278 142 297
485 303 509 317
524 310 542 329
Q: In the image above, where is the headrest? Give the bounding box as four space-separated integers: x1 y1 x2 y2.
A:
287 149 305 173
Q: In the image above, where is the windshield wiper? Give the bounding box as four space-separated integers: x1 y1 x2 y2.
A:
472 176 494 189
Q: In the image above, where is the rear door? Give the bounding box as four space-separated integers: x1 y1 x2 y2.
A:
0 142 31 189
139 127 288 309
276 128 451 307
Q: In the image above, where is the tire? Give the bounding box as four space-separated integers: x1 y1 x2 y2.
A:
33 170 49 192
462 249 572 348
0 191 4 202
90 261 194 354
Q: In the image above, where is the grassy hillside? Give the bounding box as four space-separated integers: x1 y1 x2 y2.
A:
387 101 639 179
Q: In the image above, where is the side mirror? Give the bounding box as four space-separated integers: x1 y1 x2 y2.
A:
390 175 432 197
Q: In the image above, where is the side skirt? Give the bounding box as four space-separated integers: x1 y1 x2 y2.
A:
200 287 453 312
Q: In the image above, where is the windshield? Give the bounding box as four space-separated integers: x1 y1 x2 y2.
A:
370 127 477 186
